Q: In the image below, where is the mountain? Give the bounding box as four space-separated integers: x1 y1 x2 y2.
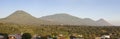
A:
0 11 112 26
40 13 85 25
96 19 112 26
83 18 100 26
0 10 59 25
40 13 112 26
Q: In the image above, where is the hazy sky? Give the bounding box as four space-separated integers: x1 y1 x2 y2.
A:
0 0 120 25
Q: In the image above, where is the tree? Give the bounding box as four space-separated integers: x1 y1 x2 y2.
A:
0 33 8 39
22 33 32 39
3 33 8 39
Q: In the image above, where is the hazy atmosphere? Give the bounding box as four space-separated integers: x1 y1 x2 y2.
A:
0 0 120 25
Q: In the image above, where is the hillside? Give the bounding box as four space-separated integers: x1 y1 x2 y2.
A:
0 10 59 25
96 19 113 26
41 13 85 25
40 13 112 26
0 11 112 26
83 18 100 26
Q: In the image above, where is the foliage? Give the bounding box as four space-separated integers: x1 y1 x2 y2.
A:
0 23 120 39
22 33 32 39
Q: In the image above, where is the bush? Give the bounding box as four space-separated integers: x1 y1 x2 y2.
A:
22 33 32 39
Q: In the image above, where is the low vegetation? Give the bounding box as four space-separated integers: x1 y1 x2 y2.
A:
0 23 120 39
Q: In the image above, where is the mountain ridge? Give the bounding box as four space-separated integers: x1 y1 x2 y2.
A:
40 13 85 25
0 10 113 26
40 13 113 26
0 10 60 25
96 19 112 26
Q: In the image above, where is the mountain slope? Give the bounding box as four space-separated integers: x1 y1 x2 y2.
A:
40 13 113 26
83 18 100 26
0 10 59 25
96 19 112 26
40 13 85 25
0 11 113 26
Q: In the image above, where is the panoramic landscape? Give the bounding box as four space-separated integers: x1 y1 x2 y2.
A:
0 0 120 39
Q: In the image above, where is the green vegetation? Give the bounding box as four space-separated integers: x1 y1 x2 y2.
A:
0 23 120 39
22 33 32 39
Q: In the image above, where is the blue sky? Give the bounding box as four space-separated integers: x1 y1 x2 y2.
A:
0 0 120 25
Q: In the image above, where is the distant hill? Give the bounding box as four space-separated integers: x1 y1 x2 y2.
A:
40 13 113 26
40 13 85 25
0 11 113 26
96 19 112 26
83 18 100 26
0 10 59 25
